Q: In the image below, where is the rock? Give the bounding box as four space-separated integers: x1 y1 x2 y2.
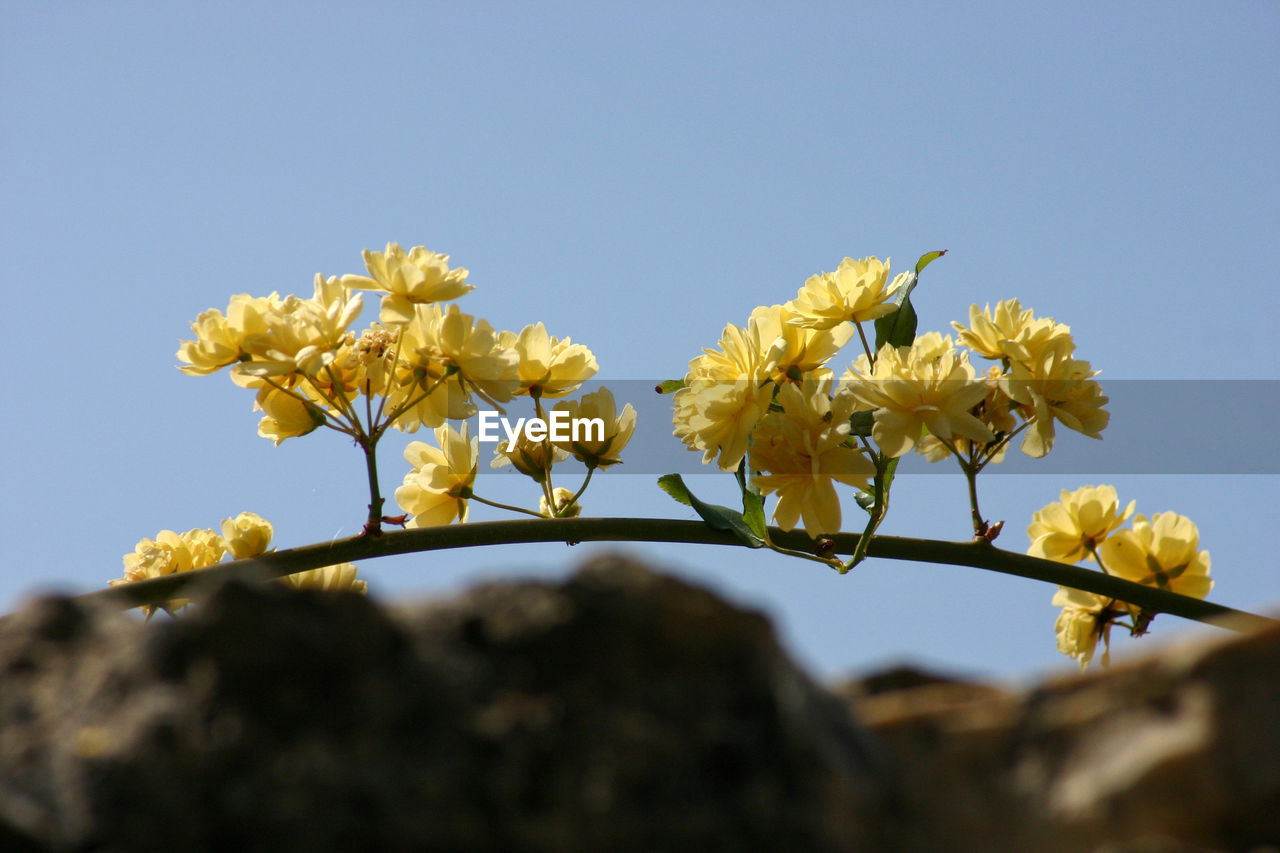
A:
841 626 1280 851
0 555 885 852
2 553 1278 852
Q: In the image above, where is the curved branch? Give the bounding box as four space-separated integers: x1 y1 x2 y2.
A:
75 518 1275 632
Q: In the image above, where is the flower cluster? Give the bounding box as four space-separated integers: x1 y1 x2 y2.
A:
177 243 635 532
669 255 1109 542
110 512 367 616
1029 486 1213 669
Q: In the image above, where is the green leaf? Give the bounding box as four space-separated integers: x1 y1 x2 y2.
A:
734 461 768 541
657 473 694 506
873 272 919 351
915 249 947 274
656 473 765 548
854 490 876 512
654 379 685 394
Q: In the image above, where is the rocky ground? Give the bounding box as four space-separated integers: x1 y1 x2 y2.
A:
1 555 1276 851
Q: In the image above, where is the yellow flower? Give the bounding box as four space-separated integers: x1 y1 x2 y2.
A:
177 293 281 376
237 276 364 380
499 322 598 399
395 423 479 527
279 563 367 594
840 335 994 458
673 379 772 472
750 381 875 537
1052 586 1115 671
951 299 1073 365
673 317 773 472
785 256 907 330
221 511 274 559
342 243 474 325
551 387 636 469
1098 512 1213 599
916 365 1017 463
1027 485 1136 564
491 431 569 482
398 303 519 409
110 528 227 616
750 304 854 385
254 385 327 445
540 487 581 518
1001 338 1108 458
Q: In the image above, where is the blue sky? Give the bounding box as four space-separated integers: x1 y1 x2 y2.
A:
3 2 1277 681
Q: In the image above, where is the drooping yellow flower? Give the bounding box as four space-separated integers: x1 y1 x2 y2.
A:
839 335 995 458
750 381 875 537
673 318 774 472
540 487 581 518
254 384 326 445
951 299 1073 366
750 304 854 385
785 256 907 330
110 528 227 616
1001 338 1108 458
1052 586 1116 671
236 276 364 380
490 430 569 482
279 563 368 594
342 243 474 325
220 511 274 559
499 322 598 399
1098 512 1213 600
551 387 636 469
1027 485 1136 564
395 423 479 527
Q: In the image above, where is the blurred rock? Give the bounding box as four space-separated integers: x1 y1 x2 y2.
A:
841 622 1280 851
2 554 1277 851
0 556 884 852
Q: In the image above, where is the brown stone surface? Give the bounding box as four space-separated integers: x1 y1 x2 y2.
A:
1 555 1277 851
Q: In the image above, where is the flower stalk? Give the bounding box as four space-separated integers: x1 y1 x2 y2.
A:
82 518 1275 633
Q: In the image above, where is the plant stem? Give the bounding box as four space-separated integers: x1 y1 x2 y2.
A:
360 437 385 536
81 519 1277 633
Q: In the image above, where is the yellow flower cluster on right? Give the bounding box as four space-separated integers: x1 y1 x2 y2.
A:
1028 486 1213 670
670 256 1111 541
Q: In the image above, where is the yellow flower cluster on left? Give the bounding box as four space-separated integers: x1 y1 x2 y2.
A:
176 242 635 531
1028 486 1213 670
111 512 367 616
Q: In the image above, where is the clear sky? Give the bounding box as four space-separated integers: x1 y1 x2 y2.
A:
3 2 1277 682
